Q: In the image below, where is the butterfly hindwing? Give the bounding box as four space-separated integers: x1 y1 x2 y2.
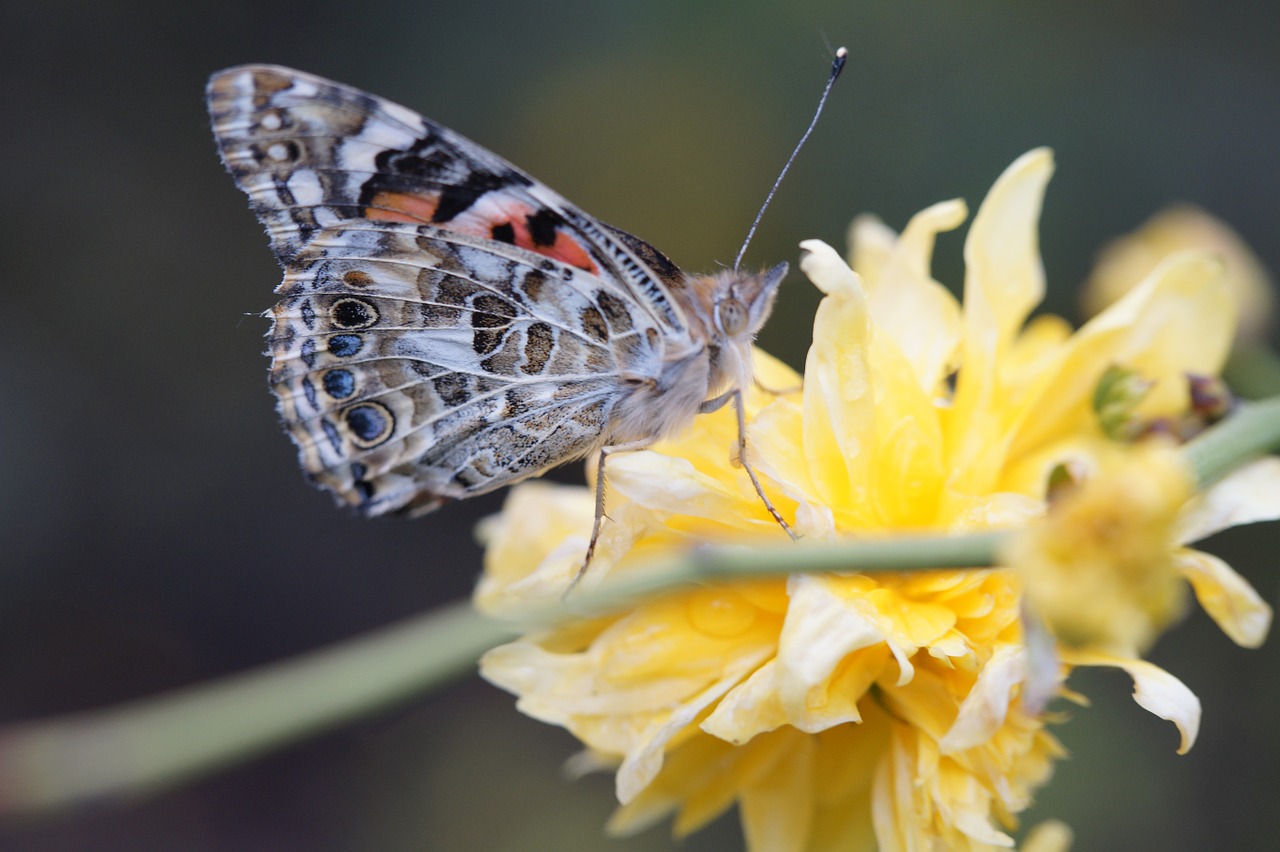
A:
267 220 667 514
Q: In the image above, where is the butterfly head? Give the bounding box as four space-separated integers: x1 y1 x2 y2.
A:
696 261 787 395
712 261 788 340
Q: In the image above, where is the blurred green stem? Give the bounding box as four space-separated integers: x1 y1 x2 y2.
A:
0 602 515 814
1184 395 1280 487
3 393 1279 817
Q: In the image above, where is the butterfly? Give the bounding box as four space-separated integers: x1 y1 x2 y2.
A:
206 65 798 573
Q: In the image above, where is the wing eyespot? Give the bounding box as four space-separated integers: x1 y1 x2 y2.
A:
329 297 379 330
327 334 364 358
344 402 395 448
322 369 356 399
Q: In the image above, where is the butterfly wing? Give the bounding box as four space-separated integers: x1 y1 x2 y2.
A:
207 65 697 515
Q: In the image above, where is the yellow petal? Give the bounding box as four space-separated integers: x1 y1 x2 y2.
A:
864 330 948 527
702 660 788 744
862 199 966 395
809 721 884 847
801 238 861 298
1176 549 1272 648
947 149 1055 498
605 451 765 532
607 734 733 837
962 148 1053 347
1002 314 1073 389
777 576 891 728
1021 820 1074 852
739 733 815 852
1082 204 1273 343
938 644 1023 753
870 730 912 852
482 640 711 729
606 790 676 838
671 732 792 837
1178 456 1280 543
1020 604 1065 716
1104 251 1234 409
874 726 1017 850
800 237 952 528
1063 650 1201 754
799 240 874 514
474 482 595 608
615 648 771 803
745 399 839 540
847 213 896 283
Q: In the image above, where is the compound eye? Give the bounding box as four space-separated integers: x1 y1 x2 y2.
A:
716 297 749 336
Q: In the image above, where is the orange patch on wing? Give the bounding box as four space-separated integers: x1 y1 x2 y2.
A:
538 231 598 273
364 190 440 223
496 206 599 274
365 190 600 275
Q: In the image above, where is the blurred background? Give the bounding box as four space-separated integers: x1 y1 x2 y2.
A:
3 0 1279 849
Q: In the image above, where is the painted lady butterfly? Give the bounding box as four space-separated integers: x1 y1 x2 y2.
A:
207 65 808 574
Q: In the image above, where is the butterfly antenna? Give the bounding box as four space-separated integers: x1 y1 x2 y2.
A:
733 46 848 271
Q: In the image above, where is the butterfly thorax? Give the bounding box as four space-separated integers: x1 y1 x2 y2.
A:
603 264 788 448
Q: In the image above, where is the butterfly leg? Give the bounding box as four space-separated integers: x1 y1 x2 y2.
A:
706 388 793 539
566 439 654 596
753 376 802 396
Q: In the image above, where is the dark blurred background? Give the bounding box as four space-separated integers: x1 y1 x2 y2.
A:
2 1 1278 849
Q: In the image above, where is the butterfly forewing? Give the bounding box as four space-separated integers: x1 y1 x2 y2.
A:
208 64 702 515
206 65 690 330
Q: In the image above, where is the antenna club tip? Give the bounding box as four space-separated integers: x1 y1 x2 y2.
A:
831 46 848 76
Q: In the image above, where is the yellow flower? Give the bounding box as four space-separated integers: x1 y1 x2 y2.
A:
1006 442 1277 658
1021 820 1073 852
477 149 1280 850
1007 443 1193 655
1081 205 1274 343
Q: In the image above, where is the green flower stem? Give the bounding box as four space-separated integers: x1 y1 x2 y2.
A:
3 394 1278 816
1184 395 1280 487
538 530 1008 624
0 601 515 815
